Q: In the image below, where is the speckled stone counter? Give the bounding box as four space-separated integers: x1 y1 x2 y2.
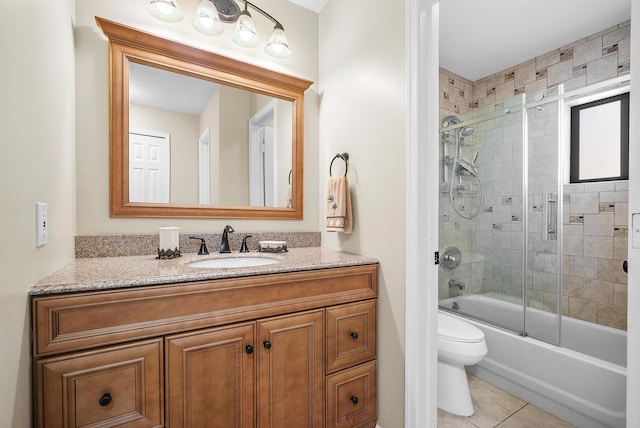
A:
30 247 378 296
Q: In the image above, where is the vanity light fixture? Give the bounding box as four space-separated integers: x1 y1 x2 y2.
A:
147 0 291 58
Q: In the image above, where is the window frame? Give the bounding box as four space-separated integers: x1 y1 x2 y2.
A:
569 92 629 183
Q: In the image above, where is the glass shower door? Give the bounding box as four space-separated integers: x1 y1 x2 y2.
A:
438 94 528 335
524 90 562 345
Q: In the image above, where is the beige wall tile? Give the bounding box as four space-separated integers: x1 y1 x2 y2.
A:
614 282 628 306
568 255 598 278
583 236 613 259
563 234 584 256
570 192 600 213
598 303 627 330
615 202 629 226
598 258 628 284
573 37 603 66
583 213 614 236
547 60 574 86
582 278 614 303
614 237 628 261
586 53 619 84
568 297 598 323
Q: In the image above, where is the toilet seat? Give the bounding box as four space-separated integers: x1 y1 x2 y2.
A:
438 312 484 343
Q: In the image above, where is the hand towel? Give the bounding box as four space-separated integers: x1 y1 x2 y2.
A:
326 176 353 234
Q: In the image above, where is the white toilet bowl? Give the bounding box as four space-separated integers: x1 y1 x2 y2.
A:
437 311 488 416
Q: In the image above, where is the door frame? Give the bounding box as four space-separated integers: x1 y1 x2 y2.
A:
249 100 277 206
404 1 640 427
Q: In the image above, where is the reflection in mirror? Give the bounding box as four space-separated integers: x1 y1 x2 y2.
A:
128 62 292 207
96 17 312 219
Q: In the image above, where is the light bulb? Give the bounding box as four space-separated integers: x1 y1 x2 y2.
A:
156 2 173 15
232 11 259 47
192 0 223 36
265 25 291 58
147 0 183 23
199 16 214 28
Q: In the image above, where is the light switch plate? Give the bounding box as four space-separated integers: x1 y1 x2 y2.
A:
633 213 640 249
36 202 47 247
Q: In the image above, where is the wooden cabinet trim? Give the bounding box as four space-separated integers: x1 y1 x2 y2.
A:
33 265 377 357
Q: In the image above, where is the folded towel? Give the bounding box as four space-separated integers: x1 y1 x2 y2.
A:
326 176 352 233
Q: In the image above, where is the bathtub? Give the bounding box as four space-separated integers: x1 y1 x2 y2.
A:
440 294 627 428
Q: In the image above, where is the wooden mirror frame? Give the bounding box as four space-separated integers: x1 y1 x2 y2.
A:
96 17 312 219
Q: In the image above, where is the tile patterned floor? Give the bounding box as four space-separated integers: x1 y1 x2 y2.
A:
437 374 576 428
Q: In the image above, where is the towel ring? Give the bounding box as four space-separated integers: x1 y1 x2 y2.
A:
330 152 349 177
288 169 292 185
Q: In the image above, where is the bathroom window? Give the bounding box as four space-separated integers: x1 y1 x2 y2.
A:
570 93 629 183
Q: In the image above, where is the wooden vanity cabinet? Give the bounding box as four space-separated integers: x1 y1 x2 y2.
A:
32 264 377 428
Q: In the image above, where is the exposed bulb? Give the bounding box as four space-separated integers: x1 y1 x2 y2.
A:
265 24 291 58
232 10 259 47
147 0 182 23
192 0 223 36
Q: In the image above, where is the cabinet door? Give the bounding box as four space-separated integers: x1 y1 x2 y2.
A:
35 339 163 428
165 323 255 428
258 310 324 428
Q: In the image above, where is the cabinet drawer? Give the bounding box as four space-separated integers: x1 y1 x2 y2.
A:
326 300 376 373
34 339 163 428
326 361 377 428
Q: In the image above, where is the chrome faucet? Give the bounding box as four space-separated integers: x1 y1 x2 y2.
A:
220 225 234 253
448 278 465 290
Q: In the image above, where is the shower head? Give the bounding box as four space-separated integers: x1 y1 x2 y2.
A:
459 126 474 137
442 116 461 128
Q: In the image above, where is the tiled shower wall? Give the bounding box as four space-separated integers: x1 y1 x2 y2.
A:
439 21 629 330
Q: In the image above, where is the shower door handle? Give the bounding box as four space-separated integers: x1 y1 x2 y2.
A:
543 191 557 241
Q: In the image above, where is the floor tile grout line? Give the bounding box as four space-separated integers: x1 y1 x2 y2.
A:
494 403 531 427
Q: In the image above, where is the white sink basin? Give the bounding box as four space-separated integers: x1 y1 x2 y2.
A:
187 257 279 269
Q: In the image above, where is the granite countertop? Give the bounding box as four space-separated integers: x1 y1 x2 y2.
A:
30 247 378 296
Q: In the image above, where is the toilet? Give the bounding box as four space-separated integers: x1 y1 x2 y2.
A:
437 311 488 416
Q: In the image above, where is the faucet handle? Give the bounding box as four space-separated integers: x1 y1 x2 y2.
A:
240 235 252 253
189 237 209 255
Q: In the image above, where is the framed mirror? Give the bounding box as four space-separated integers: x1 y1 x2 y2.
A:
96 17 312 219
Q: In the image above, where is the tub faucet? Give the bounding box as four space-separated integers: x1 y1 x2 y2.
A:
448 278 465 290
220 225 234 253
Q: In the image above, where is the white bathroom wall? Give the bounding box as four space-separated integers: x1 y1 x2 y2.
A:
74 0 319 234
318 0 406 426
0 0 77 425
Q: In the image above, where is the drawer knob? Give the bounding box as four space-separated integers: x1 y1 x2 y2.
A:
350 395 359 405
99 393 112 407
263 340 272 349
245 345 254 354
350 331 359 340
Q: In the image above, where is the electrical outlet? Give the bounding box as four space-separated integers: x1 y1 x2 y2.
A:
36 202 48 247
